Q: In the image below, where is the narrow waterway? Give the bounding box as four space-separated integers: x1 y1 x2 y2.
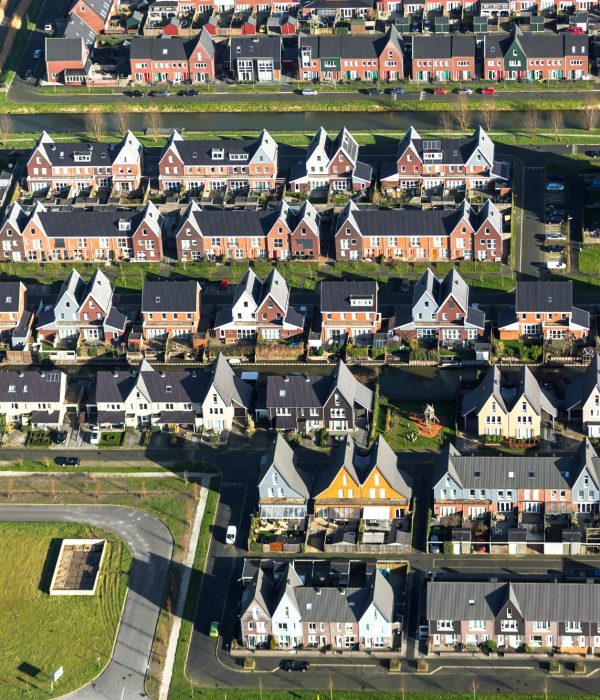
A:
4 109 592 135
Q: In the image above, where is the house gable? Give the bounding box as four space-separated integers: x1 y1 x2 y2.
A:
315 465 360 499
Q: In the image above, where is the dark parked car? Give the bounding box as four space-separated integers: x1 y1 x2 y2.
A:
127 90 145 98
149 90 170 97
545 245 565 253
53 430 67 445
178 89 199 96
586 150 600 158
54 456 81 466
366 88 382 95
280 661 310 672
388 87 405 95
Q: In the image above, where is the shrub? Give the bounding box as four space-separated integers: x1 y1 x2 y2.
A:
486 640 497 653
549 660 560 674
389 658 401 672
521 643 530 654
269 636 278 650
416 660 429 672
319 429 330 448
317 345 324 356
574 660 585 674
243 658 256 670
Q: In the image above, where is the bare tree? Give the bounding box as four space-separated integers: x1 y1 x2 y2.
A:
543 676 549 700
328 673 334 700
400 675 406 700
581 105 599 131
524 109 540 140
258 677 263 700
480 104 497 132
85 108 106 141
471 678 479 700
439 111 453 134
144 107 162 141
454 96 470 131
113 107 131 137
549 110 564 142
0 115 11 146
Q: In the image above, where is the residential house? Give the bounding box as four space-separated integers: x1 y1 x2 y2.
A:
36 269 127 347
0 201 163 262
432 439 600 520
484 25 589 81
0 281 32 349
300 0 375 19
426 580 600 650
158 129 278 193
92 353 252 431
45 37 92 85
175 199 320 260
141 280 201 341
257 433 313 523
0 369 69 429
27 130 143 193
498 281 589 341
69 0 114 34
390 268 485 345
461 365 558 440
297 29 403 82
289 127 372 195
266 359 374 434
225 36 282 82
130 30 215 83
334 199 502 261
566 354 600 437
412 35 476 82
314 435 412 521
320 281 381 344
380 125 497 195
213 268 305 341
240 558 396 650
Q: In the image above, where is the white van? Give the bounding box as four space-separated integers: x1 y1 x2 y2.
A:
226 525 237 545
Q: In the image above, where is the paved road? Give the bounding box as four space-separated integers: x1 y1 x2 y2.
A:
0 504 173 700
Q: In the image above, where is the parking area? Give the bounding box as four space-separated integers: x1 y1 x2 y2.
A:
542 173 570 272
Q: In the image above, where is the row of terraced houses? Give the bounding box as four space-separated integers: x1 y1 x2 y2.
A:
46 24 590 85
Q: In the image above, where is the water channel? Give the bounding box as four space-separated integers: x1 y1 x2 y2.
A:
4 109 593 134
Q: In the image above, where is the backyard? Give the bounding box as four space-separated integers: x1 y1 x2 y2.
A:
373 400 456 451
0 521 131 700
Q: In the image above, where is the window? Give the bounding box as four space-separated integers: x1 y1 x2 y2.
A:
437 620 453 630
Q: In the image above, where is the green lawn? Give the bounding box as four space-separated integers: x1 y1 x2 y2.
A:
373 400 455 452
0 521 131 699
578 246 600 275
167 692 584 700
99 431 125 447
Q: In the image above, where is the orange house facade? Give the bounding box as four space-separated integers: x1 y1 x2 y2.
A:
314 436 412 521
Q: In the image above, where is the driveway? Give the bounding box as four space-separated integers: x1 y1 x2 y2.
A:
0 504 173 700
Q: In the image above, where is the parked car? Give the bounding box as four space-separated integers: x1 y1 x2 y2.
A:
455 87 473 95
480 87 496 95
430 534 441 553
53 430 67 445
8 149 24 157
586 150 600 157
128 90 145 98
33 49 42 59
366 88 382 96
178 89 198 96
280 661 310 672
546 182 565 192
568 25 584 34
89 430 100 444
54 456 81 466
44 23 53 32
545 244 565 253
548 214 565 224
400 278 410 293
302 88 318 96
226 525 237 545
418 625 430 641
149 90 170 97
544 232 566 241
423 18 431 30
388 87 405 95
209 621 219 638
433 87 447 94
547 260 567 269
411 21 420 31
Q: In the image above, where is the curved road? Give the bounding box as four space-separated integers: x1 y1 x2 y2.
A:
0 505 173 700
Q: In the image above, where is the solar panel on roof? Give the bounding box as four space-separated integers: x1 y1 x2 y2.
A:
423 140 441 151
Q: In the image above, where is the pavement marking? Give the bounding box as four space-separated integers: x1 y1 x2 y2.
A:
425 664 549 676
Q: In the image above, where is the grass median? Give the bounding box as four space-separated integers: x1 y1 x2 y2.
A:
0 521 131 699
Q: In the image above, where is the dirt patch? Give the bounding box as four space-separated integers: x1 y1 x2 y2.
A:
408 413 445 439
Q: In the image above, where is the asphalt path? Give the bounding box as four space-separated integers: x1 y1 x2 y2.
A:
0 504 173 700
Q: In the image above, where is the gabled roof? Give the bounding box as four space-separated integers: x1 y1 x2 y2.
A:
209 352 252 408
229 36 281 63
565 353 600 411
412 34 475 59
73 0 113 23
0 370 65 402
397 125 494 167
572 437 600 486
45 37 88 62
515 280 573 313
261 268 289 311
326 359 374 411
298 29 402 60
260 433 312 500
162 130 277 166
233 268 262 307
63 14 96 47
412 267 472 315
462 365 557 418
0 282 23 313
320 281 378 313
141 281 199 313
427 581 600 622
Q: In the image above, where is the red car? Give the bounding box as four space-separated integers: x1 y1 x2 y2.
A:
433 87 447 94
568 25 584 34
480 87 496 95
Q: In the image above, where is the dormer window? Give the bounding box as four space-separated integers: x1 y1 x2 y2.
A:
118 219 131 232
155 296 160 303
212 148 224 160
166 385 172 393
506 607 512 618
